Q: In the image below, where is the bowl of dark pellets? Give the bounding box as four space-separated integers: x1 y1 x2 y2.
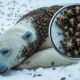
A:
49 4 80 59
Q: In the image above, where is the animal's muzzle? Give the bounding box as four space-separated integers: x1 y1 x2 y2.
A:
0 65 8 74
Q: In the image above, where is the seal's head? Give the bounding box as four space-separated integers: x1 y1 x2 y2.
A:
0 17 37 73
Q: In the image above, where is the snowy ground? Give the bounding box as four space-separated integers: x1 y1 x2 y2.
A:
1 62 80 80
0 0 80 80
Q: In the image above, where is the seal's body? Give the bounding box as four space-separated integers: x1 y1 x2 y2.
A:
0 5 77 73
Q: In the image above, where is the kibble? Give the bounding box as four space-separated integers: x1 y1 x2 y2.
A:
56 5 80 58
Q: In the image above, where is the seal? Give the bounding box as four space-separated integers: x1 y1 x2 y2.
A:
0 5 77 73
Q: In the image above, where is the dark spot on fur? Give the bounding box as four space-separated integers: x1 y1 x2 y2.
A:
25 61 30 64
51 61 54 66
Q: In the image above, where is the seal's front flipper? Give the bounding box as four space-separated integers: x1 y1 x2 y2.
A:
17 48 78 69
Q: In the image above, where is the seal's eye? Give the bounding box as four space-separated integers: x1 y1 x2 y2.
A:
1 49 9 55
26 32 31 39
0 49 12 56
22 31 32 40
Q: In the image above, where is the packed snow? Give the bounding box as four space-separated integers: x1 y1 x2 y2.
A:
0 0 80 80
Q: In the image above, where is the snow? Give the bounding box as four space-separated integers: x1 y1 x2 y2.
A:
0 0 80 80
0 62 80 80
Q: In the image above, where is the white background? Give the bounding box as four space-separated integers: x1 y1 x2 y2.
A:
0 0 80 80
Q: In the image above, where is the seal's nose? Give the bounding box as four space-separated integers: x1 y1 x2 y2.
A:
0 66 8 74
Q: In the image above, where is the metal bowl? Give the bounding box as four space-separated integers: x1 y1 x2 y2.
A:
49 4 80 60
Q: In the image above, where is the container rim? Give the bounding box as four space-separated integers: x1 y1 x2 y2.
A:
49 3 80 60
